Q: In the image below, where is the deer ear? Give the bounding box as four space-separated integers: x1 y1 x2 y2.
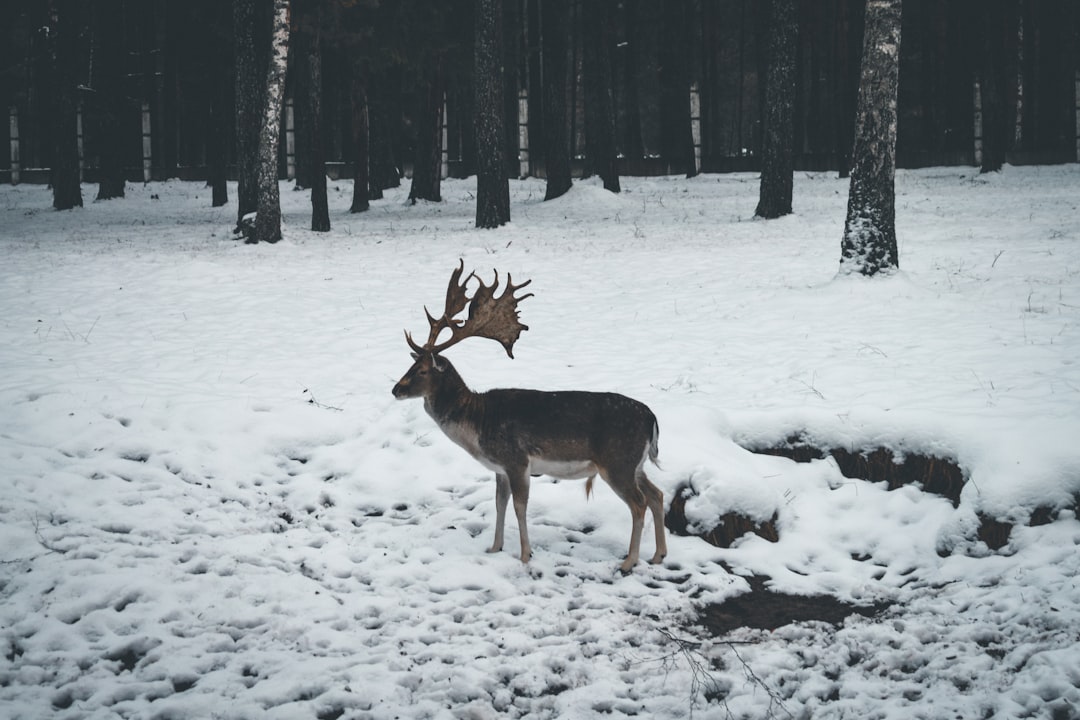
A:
432 354 448 372
410 352 420 361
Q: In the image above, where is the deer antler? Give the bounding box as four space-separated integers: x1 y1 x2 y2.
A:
405 260 533 358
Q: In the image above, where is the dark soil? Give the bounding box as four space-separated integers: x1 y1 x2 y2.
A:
698 573 891 635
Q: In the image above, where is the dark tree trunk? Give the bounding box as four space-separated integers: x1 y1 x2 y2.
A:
502 0 522 178
840 0 902 276
253 0 290 244
659 0 696 177
349 67 370 213
474 0 510 228
408 57 444 204
368 73 401 200
234 0 266 228
542 0 572 201
51 0 83 211
755 0 799 218
208 0 230 207
620 0 644 163
297 0 329 231
92 0 126 201
980 0 1016 173
582 0 620 193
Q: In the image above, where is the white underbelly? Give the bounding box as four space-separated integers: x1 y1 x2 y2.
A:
527 457 598 480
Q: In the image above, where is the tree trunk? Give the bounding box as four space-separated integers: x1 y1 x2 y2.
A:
474 0 510 228
234 0 266 228
582 0 620 193
369 72 402 200
502 0 522 179
408 57 444 204
92 0 126 201
542 0 572 201
253 0 290 244
659 0 696 177
208 0 230 207
349 66 370 213
620 0 645 163
52 0 83 211
299 0 329 231
755 0 798 218
840 0 901 276
980 0 1016 173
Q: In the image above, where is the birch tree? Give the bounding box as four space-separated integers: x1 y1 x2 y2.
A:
252 0 290 244
840 0 902 276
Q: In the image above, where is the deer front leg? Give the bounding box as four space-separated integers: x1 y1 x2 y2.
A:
488 473 511 554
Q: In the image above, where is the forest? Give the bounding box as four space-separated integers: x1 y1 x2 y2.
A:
2 0 1078 191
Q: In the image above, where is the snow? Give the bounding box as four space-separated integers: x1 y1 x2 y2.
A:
1 166 1079 719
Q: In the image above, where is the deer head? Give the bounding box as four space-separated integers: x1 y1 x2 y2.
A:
392 261 532 400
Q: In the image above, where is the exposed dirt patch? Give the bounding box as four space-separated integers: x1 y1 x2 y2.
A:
699 572 891 635
665 485 778 548
747 436 967 507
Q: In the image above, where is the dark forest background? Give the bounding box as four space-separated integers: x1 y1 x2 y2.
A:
1 0 1077 186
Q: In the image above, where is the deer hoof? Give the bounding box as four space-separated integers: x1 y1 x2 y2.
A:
486 545 502 554
648 552 666 565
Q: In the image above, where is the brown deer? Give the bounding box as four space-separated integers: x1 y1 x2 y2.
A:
392 261 667 574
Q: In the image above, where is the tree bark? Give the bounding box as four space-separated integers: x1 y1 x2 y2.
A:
51 0 83 211
474 0 510 228
253 0 290 244
349 66 370 213
234 0 265 228
208 0 230 207
542 0 572 201
298 0 329 231
840 0 901 276
659 0 696 177
92 0 126 201
980 0 1016 173
368 72 402 200
755 0 798 218
582 0 620 193
408 57 444 204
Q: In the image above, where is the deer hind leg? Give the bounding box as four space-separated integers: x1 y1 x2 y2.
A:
507 469 532 563
602 467 648 574
639 471 667 565
488 473 511 554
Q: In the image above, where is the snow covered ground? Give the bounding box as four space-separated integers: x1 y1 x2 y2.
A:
1 166 1078 719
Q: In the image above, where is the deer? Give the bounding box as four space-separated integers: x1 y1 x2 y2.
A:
392 261 667 574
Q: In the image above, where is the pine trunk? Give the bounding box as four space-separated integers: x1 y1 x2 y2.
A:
582 0 620 193
755 0 798 218
408 58 444 204
253 0 290 244
542 0 572 201
840 0 902 276
302 2 329 232
52 0 83 211
474 0 510 228
659 0 696 177
92 0 126 201
208 0 230 208
350 67 370 214
234 0 265 228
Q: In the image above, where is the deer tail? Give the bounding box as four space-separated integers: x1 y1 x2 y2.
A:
649 417 661 469
585 475 595 500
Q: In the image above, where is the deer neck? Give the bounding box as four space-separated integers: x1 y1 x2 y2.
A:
424 362 482 428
